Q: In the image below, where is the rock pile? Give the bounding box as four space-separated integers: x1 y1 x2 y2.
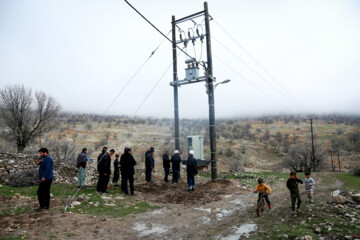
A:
0 153 96 186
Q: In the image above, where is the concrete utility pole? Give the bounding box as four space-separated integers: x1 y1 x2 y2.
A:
204 2 217 182
170 2 221 182
172 16 180 151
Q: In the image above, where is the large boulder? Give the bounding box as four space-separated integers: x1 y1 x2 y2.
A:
2 169 38 187
352 193 360 203
332 195 347 204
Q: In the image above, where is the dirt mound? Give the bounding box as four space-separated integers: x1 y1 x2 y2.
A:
136 177 243 205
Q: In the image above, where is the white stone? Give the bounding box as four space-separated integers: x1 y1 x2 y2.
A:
72 201 81 206
101 196 112 200
304 235 312 240
331 189 341 197
104 203 116 207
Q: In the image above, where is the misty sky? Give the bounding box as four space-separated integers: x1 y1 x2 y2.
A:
0 0 359 118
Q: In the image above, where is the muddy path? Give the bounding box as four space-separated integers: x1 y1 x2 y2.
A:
0 173 342 240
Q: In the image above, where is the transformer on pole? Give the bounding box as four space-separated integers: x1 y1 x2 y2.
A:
170 2 218 182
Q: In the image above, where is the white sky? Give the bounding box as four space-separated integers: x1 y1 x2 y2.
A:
0 0 359 118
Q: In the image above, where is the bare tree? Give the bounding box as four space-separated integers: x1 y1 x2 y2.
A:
283 133 290 153
282 142 326 172
0 85 61 152
227 154 242 172
49 139 77 165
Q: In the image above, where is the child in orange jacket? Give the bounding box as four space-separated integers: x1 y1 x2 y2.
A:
253 178 272 209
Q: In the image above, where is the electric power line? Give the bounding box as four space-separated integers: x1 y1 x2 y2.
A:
211 50 296 113
133 47 184 116
213 19 309 113
103 30 171 114
124 0 209 72
212 36 307 112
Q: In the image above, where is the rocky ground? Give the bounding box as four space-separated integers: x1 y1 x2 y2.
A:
0 172 359 240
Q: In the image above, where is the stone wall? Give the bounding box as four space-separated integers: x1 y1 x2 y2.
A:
0 153 96 186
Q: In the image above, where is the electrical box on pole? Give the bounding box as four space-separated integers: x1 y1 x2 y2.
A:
171 2 219 182
187 136 204 160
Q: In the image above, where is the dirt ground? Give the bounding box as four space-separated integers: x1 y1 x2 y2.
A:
1 173 358 240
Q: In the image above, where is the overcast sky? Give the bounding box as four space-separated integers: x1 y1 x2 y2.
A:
0 0 359 118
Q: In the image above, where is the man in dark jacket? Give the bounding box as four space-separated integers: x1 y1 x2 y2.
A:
171 150 181 183
36 148 54 211
113 154 120 187
162 151 170 182
76 148 87 188
120 147 137 196
186 150 198 191
286 171 303 215
97 147 112 194
145 147 155 182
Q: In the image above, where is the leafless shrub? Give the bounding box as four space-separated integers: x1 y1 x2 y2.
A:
227 155 242 172
48 139 77 164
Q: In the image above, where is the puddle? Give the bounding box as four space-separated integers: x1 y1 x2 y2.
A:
229 199 243 206
133 222 168 237
195 207 235 221
219 223 257 240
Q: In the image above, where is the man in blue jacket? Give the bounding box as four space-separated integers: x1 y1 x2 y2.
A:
36 148 54 211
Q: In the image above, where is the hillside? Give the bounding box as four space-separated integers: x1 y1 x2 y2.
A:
0 114 359 172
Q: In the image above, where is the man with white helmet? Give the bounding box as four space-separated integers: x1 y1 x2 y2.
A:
171 150 182 183
186 150 198 191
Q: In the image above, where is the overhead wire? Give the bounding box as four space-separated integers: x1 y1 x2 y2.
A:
212 19 309 113
124 0 209 72
208 46 296 113
103 30 171 114
133 47 185 116
212 36 307 113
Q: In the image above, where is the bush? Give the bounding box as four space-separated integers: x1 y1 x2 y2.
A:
353 165 360 176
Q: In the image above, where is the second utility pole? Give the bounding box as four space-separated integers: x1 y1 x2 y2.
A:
204 2 217 182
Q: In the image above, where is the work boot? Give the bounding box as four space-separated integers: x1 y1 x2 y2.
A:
296 208 301 213
291 211 296 216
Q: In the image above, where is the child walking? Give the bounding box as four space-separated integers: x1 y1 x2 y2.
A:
304 172 315 203
253 178 272 209
286 171 303 215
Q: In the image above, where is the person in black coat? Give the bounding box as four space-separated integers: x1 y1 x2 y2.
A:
120 147 137 196
112 154 120 187
163 151 170 182
186 150 198 191
97 147 112 194
171 150 181 183
145 147 155 182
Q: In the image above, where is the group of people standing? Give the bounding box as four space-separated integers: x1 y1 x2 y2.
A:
33 146 200 211
161 149 198 191
76 146 137 196
142 147 198 191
